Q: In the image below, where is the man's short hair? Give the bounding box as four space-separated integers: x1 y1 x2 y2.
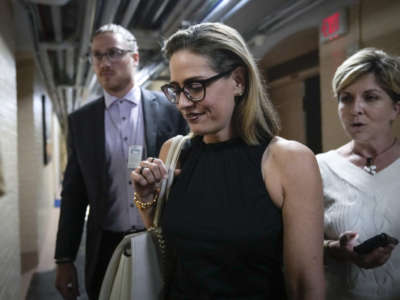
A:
92 23 138 53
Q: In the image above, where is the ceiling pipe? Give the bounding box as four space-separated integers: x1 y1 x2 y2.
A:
74 0 97 88
267 0 324 33
87 73 98 96
66 47 74 82
39 47 55 94
38 44 66 122
257 0 320 33
65 86 73 112
20 0 65 127
39 45 68 120
29 0 70 5
50 4 67 115
67 0 84 111
50 6 63 74
39 41 76 50
98 0 121 26
60 87 68 113
58 86 71 113
151 0 171 25
164 0 204 37
121 0 141 27
201 0 241 23
140 0 156 20
190 0 220 23
81 68 95 103
56 87 67 119
136 60 167 86
220 0 252 23
160 0 190 35
80 75 99 106
65 47 74 111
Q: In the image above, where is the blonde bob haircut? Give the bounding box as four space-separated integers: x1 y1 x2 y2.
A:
333 47 400 103
163 22 280 145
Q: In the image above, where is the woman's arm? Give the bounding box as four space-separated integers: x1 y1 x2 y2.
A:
263 137 325 300
131 138 174 228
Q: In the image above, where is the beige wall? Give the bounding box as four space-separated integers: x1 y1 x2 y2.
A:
17 58 62 298
319 4 361 151
319 0 400 151
361 0 400 137
261 27 319 68
0 0 21 299
270 80 306 144
0 1 63 298
259 0 400 151
261 27 319 145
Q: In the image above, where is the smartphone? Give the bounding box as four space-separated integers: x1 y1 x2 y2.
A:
353 233 399 255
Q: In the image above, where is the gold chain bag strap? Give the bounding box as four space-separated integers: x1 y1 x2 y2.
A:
99 134 190 300
148 134 190 289
0 154 5 197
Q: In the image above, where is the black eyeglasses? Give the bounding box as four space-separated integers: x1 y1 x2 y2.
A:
161 68 236 104
89 48 133 64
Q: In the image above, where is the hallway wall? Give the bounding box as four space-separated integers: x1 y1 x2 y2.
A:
16 50 64 300
17 59 59 283
0 0 22 299
0 1 63 299
320 0 400 151
270 80 306 144
258 0 400 152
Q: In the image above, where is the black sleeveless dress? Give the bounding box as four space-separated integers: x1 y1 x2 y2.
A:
162 136 286 300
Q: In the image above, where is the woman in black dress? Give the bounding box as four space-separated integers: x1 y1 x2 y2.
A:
132 22 325 300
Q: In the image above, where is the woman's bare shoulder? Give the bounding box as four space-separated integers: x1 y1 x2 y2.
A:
264 136 315 166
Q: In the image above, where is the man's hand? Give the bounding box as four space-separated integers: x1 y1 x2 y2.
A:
55 262 80 300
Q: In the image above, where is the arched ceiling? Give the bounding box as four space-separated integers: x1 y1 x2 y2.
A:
12 0 356 131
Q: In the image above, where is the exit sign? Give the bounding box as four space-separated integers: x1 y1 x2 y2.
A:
320 9 348 43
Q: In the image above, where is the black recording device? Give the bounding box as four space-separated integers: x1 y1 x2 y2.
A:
353 233 399 255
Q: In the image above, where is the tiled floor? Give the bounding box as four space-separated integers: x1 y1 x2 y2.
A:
25 240 88 300
24 207 88 300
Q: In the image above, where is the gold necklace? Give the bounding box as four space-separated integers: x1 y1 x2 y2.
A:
363 137 397 175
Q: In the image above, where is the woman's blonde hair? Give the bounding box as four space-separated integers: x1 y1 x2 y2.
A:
163 22 280 145
333 47 400 103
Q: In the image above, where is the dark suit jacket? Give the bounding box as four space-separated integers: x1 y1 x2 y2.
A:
55 88 187 290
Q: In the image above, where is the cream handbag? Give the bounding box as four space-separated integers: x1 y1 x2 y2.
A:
99 134 190 300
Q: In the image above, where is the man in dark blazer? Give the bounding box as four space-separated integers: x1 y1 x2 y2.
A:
54 24 187 300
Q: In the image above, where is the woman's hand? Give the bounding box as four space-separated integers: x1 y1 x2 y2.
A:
326 231 397 269
131 157 168 203
131 138 177 227
354 243 396 268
